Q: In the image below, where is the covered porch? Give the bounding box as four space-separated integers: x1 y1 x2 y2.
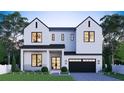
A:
20 44 65 72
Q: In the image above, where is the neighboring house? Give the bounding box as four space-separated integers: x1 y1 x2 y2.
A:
21 16 103 73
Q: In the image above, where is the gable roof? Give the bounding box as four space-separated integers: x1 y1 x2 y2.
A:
24 17 49 29
23 16 101 31
76 16 101 28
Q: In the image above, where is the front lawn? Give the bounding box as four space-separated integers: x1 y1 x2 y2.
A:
104 72 124 80
0 72 73 81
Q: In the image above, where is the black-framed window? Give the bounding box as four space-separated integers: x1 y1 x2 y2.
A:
88 21 90 27
70 34 74 41
35 22 38 28
31 54 42 67
84 31 95 42
52 34 55 41
32 32 42 43
61 34 64 41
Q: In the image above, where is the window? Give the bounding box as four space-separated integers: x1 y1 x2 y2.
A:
84 31 95 42
32 54 42 67
70 34 74 41
90 32 95 42
88 21 90 27
35 22 38 28
52 34 55 41
32 32 42 43
83 59 95 62
61 34 64 41
69 59 81 62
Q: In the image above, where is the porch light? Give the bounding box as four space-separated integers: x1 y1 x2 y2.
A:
65 60 67 64
98 60 100 64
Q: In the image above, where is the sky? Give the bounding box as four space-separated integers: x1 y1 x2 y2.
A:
0 11 124 27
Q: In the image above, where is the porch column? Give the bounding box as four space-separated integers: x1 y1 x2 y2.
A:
46 50 50 70
61 49 64 67
21 49 24 71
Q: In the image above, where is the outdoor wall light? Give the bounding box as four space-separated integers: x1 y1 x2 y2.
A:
65 60 67 65
98 60 100 64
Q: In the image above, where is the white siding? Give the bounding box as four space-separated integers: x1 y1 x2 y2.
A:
76 17 103 54
24 18 50 45
50 30 76 51
22 17 103 72
23 51 48 71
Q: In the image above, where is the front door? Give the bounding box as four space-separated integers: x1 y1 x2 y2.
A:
51 57 61 70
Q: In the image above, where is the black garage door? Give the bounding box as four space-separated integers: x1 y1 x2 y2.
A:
69 59 96 72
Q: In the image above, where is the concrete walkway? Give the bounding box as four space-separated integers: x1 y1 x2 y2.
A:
70 73 119 81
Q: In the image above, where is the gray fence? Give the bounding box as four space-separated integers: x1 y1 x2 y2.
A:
112 65 124 74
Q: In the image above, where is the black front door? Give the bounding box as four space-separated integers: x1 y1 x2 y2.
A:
51 57 61 70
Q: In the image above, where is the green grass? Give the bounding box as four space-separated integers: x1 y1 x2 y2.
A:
0 72 74 81
104 72 124 80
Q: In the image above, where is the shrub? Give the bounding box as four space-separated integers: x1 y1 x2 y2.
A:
12 55 20 72
114 59 124 65
105 64 112 72
41 66 48 73
12 55 16 72
61 67 68 73
114 59 121 65
14 66 20 72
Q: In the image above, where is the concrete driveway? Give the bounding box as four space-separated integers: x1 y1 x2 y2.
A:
70 73 119 81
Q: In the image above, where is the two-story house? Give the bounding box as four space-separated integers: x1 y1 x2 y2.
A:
21 16 103 73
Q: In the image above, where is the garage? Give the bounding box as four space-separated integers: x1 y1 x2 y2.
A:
69 59 96 72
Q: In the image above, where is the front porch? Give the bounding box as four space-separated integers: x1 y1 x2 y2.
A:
21 48 65 72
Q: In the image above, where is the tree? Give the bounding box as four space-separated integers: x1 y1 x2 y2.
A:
12 55 16 72
0 40 7 64
100 14 124 64
0 12 28 65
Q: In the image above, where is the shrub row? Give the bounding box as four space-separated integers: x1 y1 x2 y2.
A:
41 66 68 74
114 59 124 65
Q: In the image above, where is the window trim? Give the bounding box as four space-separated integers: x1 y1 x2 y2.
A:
52 34 55 41
61 34 64 41
31 32 42 43
31 54 42 67
84 31 95 42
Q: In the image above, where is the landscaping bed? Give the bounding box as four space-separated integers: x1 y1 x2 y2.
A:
0 72 74 81
104 72 124 80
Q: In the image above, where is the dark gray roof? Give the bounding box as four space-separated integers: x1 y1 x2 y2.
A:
76 16 101 28
64 51 102 55
49 27 76 31
21 44 65 49
23 16 101 31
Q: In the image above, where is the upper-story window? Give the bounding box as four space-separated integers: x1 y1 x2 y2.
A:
70 34 74 41
84 31 95 42
61 34 64 41
32 32 42 43
52 34 55 41
88 21 90 27
35 22 38 28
